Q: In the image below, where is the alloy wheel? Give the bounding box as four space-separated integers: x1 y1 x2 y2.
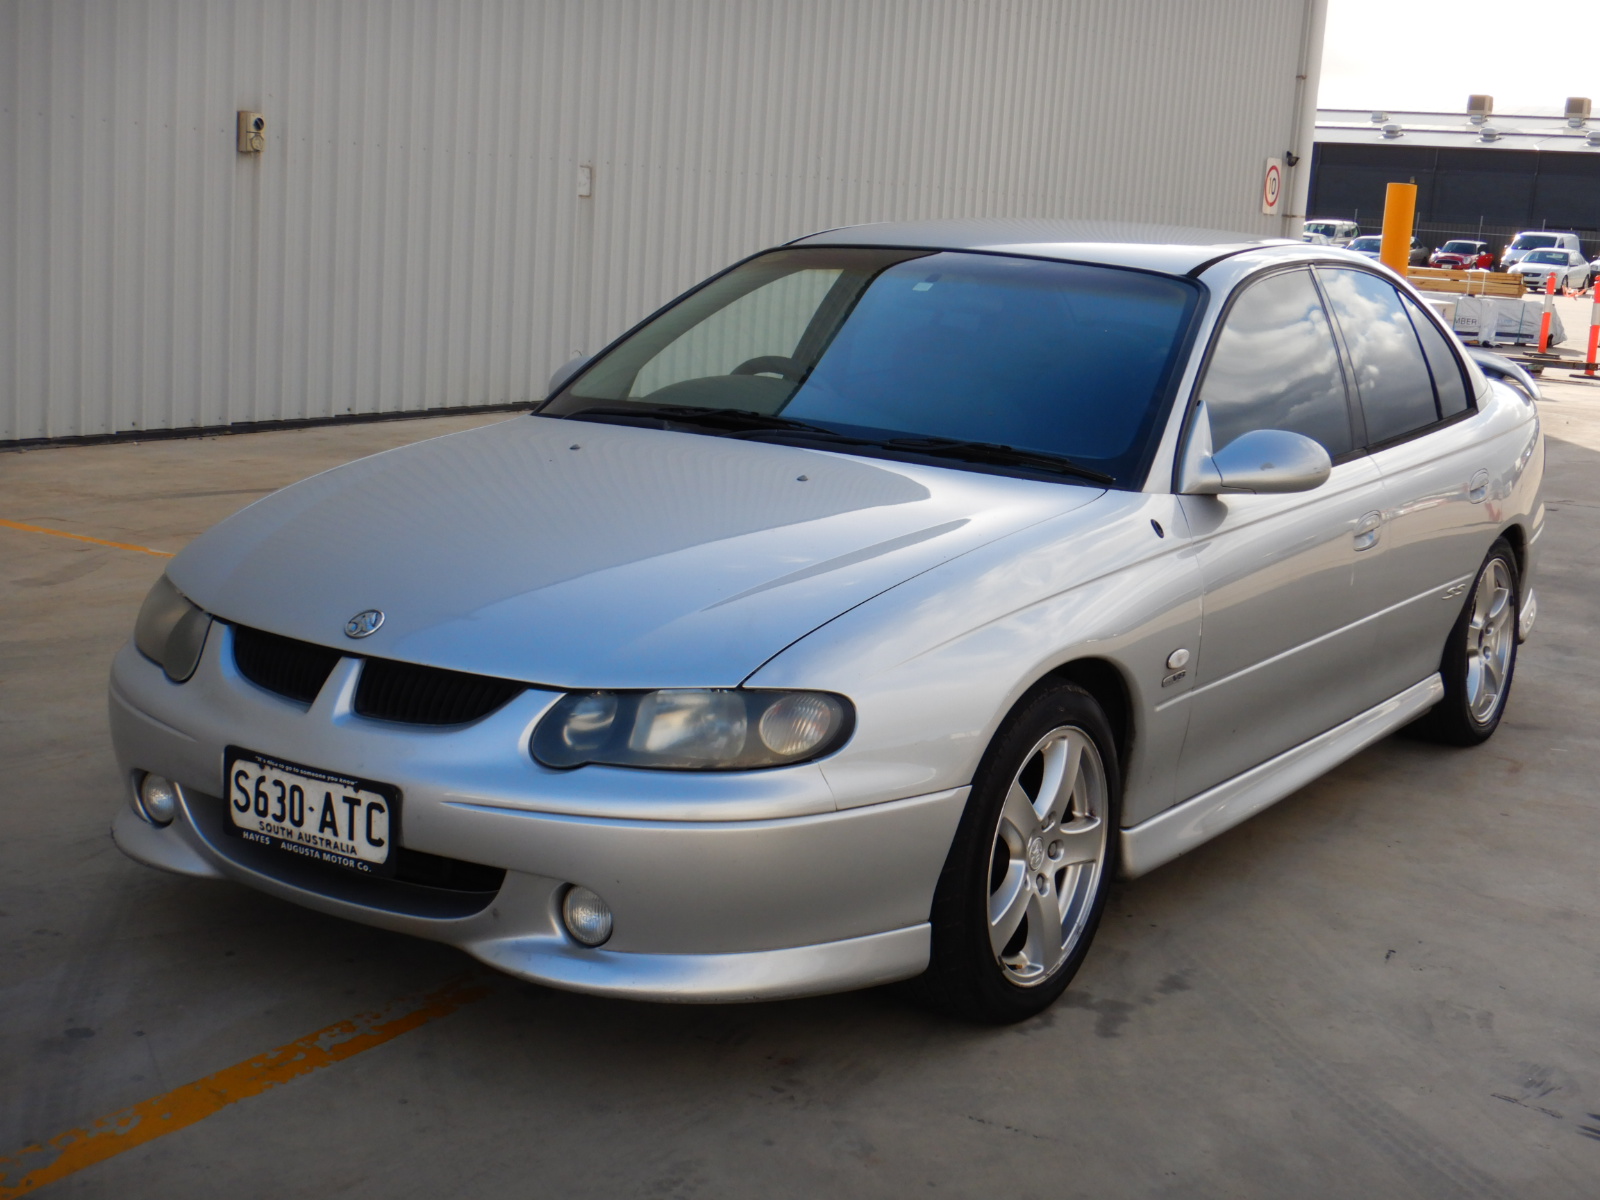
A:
1465 557 1515 725
986 726 1109 986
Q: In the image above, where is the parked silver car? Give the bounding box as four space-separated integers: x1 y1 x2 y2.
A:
111 220 1544 1022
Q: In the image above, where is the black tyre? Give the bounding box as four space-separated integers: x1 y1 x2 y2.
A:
912 683 1119 1023
1411 538 1520 746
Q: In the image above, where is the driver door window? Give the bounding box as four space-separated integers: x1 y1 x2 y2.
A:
1199 268 1355 457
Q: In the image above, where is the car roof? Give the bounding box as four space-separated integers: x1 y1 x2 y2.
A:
787 218 1296 274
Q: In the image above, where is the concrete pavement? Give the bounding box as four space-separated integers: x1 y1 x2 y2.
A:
3 402 1599 1198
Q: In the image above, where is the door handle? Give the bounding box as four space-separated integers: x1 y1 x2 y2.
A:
1468 470 1490 503
1353 509 1383 551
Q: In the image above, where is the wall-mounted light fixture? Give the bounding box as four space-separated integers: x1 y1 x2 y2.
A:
237 111 265 153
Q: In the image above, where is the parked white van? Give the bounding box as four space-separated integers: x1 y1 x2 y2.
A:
1500 231 1583 271
1303 219 1360 246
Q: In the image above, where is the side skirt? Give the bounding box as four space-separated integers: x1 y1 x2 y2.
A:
1119 674 1444 878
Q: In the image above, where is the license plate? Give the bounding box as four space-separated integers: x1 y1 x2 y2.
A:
223 747 399 876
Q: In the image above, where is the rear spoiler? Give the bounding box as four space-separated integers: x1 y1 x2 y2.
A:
1467 349 1540 404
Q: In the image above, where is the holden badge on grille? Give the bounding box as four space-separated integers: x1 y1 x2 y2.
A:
345 609 385 638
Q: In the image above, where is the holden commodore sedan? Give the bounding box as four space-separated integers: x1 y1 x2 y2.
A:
111 219 1543 1023
1508 248 1591 292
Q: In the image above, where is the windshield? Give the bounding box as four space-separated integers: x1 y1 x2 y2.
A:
1349 237 1382 251
1523 250 1567 264
542 247 1202 488
1305 222 1337 236
1440 241 1481 254
1511 235 1558 250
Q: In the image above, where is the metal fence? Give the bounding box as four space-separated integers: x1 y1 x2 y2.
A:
1350 219 1599 259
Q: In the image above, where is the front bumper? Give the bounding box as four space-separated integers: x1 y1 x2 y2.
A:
108 627 966 1001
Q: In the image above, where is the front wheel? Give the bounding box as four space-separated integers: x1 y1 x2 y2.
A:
1411 538 1520 745
913 683 1119 1023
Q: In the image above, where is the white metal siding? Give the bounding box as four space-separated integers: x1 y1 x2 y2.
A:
2 0 1316 443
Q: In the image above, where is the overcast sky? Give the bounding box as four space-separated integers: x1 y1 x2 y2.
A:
1320 0 1600 114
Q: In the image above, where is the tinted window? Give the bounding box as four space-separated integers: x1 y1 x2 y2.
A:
1318 268 1437 445
1199 268 1353 457
1400 294 1470 418
554 247 1201 487
1511 234 1558 250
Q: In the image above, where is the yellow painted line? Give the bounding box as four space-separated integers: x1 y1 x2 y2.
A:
0 973 491 1197
0 518 174 558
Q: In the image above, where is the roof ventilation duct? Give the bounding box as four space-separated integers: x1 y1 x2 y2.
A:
1467 94 1494 125
1566 97 1591 128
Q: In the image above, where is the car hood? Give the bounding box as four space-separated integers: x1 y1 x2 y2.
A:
169 416 1099 688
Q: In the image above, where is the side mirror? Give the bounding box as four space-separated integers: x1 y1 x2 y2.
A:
548 354 590 396
1182 425 1331 495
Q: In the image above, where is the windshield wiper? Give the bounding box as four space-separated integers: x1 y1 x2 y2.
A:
559 406 1113 484
562 404 842 436
882 437 1114 485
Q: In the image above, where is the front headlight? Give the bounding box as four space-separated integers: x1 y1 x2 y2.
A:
532 689 853 770
133 575 212 682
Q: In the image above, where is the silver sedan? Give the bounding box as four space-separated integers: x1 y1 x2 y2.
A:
111 220 1544 1022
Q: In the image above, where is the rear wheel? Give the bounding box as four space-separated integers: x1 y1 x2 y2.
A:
912 683 1119 1023
1411 539 1519 745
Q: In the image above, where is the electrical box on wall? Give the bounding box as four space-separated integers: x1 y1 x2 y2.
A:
237 111 265 153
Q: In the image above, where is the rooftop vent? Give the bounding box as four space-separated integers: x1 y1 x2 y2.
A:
1479 125 1501 143
1588 130 1600 147
1369 111 1388 124
1567 97 1592 128
1467 94 1494 125
1381 123 1403 139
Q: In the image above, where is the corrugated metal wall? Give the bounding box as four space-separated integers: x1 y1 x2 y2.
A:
2 0 1315 444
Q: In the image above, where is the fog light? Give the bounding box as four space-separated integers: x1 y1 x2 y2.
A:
136 773 179 826
561 885 613 947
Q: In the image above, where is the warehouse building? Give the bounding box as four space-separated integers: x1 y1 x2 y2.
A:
2 0 1329 445
1308 99 1600 257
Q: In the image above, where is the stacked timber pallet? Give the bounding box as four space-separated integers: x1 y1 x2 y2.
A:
1404 267 1524 298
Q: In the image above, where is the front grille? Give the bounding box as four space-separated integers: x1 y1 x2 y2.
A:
233 625 342 704
355 657 525 725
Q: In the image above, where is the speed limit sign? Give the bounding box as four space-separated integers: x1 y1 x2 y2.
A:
1261 157 1283 215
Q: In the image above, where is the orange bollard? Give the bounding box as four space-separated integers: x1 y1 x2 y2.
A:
1379 183 1418 275
1538 271 1556 353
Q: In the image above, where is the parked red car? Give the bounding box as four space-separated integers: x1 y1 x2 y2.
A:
1429 239 1493 270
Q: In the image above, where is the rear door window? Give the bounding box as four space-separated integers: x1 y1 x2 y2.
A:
1317 268 1438 445
1399 294 1471 418
1198 268 1354 458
